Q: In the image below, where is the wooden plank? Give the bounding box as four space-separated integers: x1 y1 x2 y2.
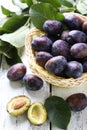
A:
51 85 87 130
0 55 50 130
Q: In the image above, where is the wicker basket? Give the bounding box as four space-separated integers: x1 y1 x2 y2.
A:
25 13 87 88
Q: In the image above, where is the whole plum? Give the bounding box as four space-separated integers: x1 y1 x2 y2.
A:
64 14 83 30
45 56 67 75
36 51 53 68
7 63 26 81
66 93 87 111
83 61 87 72
52 39 70 58
31 36 52 52
82 21 87 34
70 43 87 59
43 20 63 35
65 61 83 78
66 30 87 45
23 74 43 91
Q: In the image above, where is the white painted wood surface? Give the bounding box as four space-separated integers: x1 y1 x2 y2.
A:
0 1 87 130
0 50 87 130
52 85 87 130
0 54 50 130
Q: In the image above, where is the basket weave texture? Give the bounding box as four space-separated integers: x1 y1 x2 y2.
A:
25 13 87 88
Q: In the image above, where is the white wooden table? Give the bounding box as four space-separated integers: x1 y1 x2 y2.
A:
0 1 87 130
0 49 87 130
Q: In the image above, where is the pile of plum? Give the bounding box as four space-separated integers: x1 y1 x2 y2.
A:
31 14 87 78
7 63 43 91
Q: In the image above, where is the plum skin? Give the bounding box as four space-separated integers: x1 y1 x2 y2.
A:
7 63 26 81
64 14 83 30
66 30 87 45
31 18 87 79
52 39 70 58
31 36 52 52
82 21 87 34
43 20 63 35
45 56 67 75
65 61 83 78
23 74 43 91
83 61 87 72
70 43 87 59
66 93 87 111
36 51 53 68
46 34 59 42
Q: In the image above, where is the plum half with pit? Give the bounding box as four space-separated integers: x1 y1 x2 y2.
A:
45 56 67 75
6 95 31 116
65 61 83 78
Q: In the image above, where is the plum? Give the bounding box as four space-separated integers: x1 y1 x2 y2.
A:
65 61 83 78
52 39 70 58
7 63 26 81
70 43 87 59
46 34 59 42
23 74 43 91
66 93 87 111
27 102 47 125
43 20 63 35
82 21 87 34
64 14 83 30
66 30 87 45
36 51 53 68
31 36 52 52
45 56 67 75
83 61 87 72
6 95 31 116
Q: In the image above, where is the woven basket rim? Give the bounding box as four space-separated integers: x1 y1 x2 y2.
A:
25 13 87 88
